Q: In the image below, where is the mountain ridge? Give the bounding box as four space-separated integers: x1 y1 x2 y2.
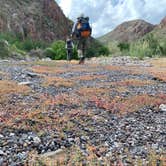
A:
98 19 156 43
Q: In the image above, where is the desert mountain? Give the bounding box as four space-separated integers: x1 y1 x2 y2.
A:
0 0 72 42
98 19 155 44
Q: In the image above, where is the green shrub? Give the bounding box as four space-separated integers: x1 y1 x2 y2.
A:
129 33 165 59
14 38 48 51
0 40 11 58
0 32 19 45
45 40 66 60
98 46 110 56
86 40 110 57
159 40 166 56
117 42 130 52
107 41 120 55
0 32 48 51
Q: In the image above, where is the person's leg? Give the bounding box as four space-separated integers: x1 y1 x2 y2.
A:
77 38 84 64
79 38 86 64
67 50 70 61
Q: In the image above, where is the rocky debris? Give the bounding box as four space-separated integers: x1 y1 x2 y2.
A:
0 58 165 164
0 130 71 165
87 56 151 66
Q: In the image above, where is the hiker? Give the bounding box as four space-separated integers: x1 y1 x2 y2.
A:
71 13 92 64
65 36 74 61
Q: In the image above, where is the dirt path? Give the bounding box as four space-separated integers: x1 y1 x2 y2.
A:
0 57 166 165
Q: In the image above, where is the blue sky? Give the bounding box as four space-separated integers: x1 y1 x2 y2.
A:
56 0 166 37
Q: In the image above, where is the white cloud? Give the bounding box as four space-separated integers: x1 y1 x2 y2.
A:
56 0 166 37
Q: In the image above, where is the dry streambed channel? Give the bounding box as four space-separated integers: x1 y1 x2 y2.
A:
0 57 166 165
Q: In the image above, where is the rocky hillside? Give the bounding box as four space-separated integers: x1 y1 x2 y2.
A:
0 0 72 42
159 16 166 28
98 19 155 44
150 16 166 41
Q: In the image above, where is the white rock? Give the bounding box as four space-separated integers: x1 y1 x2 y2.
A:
159 104 166 112
0 134 4 138
41 58 52 61
41 149 64 158
0 150 6 156
9 133 15 137
33 136 41 145
18 81 33 85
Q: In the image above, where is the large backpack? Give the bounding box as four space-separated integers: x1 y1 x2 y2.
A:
76 17 92 38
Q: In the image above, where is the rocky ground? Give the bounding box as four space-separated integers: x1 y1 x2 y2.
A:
0 57 166 165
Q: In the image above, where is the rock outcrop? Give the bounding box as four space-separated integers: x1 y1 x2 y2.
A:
99 19 155 43
159 16 166 28
0 0 72 42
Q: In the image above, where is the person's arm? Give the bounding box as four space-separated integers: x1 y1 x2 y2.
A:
71 22 78 37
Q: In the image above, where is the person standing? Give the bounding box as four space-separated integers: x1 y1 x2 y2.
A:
71 14 92 64
65 36 74 61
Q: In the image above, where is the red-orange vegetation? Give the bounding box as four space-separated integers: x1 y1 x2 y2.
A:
43 76 75 87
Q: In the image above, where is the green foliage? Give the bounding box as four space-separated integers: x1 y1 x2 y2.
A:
0 32 19 44
0 40 10 58
45 40 79 60
86 40 110 57
117 42 130 52
15 39 47 51
98 45 110 56
0 32 48 52
45 40 66 60
129 33 165 59
107 41 121 55
159 39 166 55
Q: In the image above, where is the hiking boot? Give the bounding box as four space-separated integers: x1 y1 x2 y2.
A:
78 57 85 64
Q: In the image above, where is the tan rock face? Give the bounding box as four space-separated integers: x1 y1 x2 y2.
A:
0 0 72 42
159 16 166 28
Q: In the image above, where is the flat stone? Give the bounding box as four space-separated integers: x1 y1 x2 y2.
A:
41 149 65 159
18 81 33 85
159 104 166 112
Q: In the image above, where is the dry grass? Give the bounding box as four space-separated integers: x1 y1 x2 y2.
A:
148 67 166 82
91 94 166 114
77 87 108 97
72 74 107 82
150 58 166 68
104 65 123 71
31 66 66 74
43 76 75 87
0 80 30 95
147 58 166 82
111 79 155 86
